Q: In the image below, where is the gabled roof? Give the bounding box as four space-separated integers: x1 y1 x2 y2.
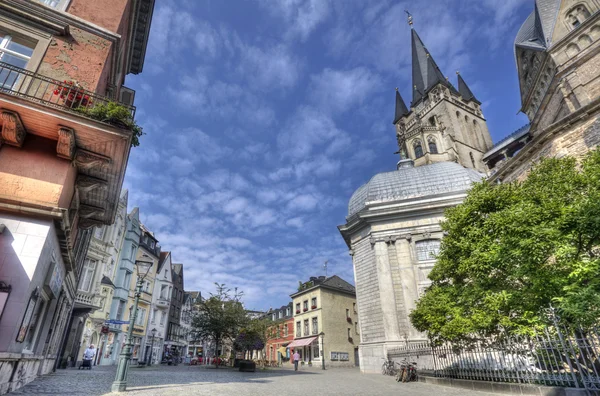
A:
158 251 170 273
290 275 356 297
457 73 480 105
393 88 410 124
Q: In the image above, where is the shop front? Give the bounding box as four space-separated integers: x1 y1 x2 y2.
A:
287 336 320 365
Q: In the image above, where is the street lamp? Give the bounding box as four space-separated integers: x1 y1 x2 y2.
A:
147 328 157 366
112 260 153 392
319 332 325 370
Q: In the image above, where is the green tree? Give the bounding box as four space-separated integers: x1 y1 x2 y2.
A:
410 149 600 343
191 283 247 366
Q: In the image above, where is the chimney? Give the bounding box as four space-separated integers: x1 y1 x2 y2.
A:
397 159 414 169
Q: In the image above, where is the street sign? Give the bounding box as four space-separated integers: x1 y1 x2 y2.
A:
105 320 130 325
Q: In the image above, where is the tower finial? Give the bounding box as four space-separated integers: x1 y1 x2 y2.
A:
456 70 460 75
395 87 398 91
405 10 413 28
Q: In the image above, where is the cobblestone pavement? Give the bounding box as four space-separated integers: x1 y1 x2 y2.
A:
12 365 501 396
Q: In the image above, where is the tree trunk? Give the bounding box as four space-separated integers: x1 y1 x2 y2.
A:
214 338 219 369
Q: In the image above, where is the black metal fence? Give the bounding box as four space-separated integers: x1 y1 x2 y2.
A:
0 61 135 118
388 316 600 391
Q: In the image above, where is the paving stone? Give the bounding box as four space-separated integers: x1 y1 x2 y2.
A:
10 364 503 396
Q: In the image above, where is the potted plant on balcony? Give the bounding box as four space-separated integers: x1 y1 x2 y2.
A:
346 317 353 324
303 307 308 312
53 80 92 109
311 305 317 310
296 310 300 314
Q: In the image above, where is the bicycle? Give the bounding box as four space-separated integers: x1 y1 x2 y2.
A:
395 359 418 382
381 358 397 376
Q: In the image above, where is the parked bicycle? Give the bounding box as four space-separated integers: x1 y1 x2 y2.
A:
381 358 397 376
395 359 417 382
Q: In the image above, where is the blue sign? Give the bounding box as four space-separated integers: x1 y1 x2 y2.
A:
106 320 130 325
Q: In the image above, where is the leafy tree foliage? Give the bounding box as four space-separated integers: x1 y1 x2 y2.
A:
191 283 248 363
410 150 600 342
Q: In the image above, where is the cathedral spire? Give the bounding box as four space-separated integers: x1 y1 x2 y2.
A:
410 28 453 106
393 88 409 124
456 71 481 105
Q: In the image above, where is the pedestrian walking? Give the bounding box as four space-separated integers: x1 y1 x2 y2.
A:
79 344 96 370
293 350 300 371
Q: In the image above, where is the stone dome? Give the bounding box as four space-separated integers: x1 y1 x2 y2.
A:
347 162 484 218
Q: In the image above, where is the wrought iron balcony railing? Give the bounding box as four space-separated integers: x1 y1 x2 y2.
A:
0 61 135 120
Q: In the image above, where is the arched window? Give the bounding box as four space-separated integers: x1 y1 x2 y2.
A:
470 152 476 168
456 111 460 118
427 137 438 154
415 240 441 261
567 4 591 29
413 140 424 158
428 116 436 126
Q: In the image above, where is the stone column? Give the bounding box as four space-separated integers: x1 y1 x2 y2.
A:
374 241 401 342
394 238 420 338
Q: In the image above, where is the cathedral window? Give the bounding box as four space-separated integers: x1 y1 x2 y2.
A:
456 111 460 118
428 116 436 126
416 240 440 261
413 140 424 158
427 137 438 154
567 5 591 29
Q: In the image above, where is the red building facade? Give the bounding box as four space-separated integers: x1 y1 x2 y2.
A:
264 303 294 364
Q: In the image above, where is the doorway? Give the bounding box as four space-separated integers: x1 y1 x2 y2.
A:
354 347 359 367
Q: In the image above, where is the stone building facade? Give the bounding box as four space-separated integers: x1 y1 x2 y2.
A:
486 0 600 179
0 0 154 392
338 22 491 373
147 251 173 364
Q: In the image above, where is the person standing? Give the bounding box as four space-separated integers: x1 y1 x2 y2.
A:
293 350 300 371
82 344 96 369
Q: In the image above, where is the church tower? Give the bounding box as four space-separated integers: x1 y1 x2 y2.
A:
394 20 493 173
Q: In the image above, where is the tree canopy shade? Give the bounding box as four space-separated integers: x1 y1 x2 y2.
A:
410 149 600 343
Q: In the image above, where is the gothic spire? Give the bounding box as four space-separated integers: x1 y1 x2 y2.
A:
393 88 409 124
410 28 454 106
456 72 481 105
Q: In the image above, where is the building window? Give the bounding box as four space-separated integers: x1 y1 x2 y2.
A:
278 311 283 319
160 311 166 325
353 303 357 313
311 297 317 309
415 239 441 261
428 137 438 154
160 285 167 299
348 328 351 338
355 322 359 334
284 324 288 337
0 33 34 88
23 298 46 352
130 245 137 261
37 0 70 10
123 272 132 289
78 259 96 292
151 309 157 324
303 300 308 311
312 342 320 358
470 151 476 168
567 5 590 29
296 321 301 336
346 308 350 319
304 319 309 336
135 308 146 326
295 303 300 313
116 300 125 320
286 307 291 316
312 317 318 334
428 116 436 126
413 141 424 158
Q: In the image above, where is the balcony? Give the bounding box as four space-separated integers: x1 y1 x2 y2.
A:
0 62 137 229
0 61 135 119
157 297 170 309
74 292 102 310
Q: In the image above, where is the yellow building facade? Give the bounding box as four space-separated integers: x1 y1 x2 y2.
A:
289 276 358 368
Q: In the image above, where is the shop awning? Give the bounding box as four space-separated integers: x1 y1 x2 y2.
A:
277 347 287 355
287 336 318 348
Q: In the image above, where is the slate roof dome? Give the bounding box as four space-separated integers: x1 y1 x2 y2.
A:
347 162 484 218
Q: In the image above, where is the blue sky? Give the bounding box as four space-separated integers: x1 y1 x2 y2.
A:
123 0 531 310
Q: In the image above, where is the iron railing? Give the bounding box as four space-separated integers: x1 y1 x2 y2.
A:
388 316 600 391
0 61 135 119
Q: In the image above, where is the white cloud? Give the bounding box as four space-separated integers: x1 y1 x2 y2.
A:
288 194 319 211
260 0 331 42
309 67 383 114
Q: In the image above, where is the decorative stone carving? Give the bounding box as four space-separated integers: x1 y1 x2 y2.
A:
79 204 106 219
78 218 104 229
1 110 26 147
422 232 432 239
72 149 111 171
76 175 108 194
56 126 76 160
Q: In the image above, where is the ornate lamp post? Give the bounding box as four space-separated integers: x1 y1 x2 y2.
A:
319 332 325 370
147 328 157 366
111 260 153 392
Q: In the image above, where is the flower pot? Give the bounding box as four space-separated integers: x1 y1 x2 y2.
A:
311 306 317 309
